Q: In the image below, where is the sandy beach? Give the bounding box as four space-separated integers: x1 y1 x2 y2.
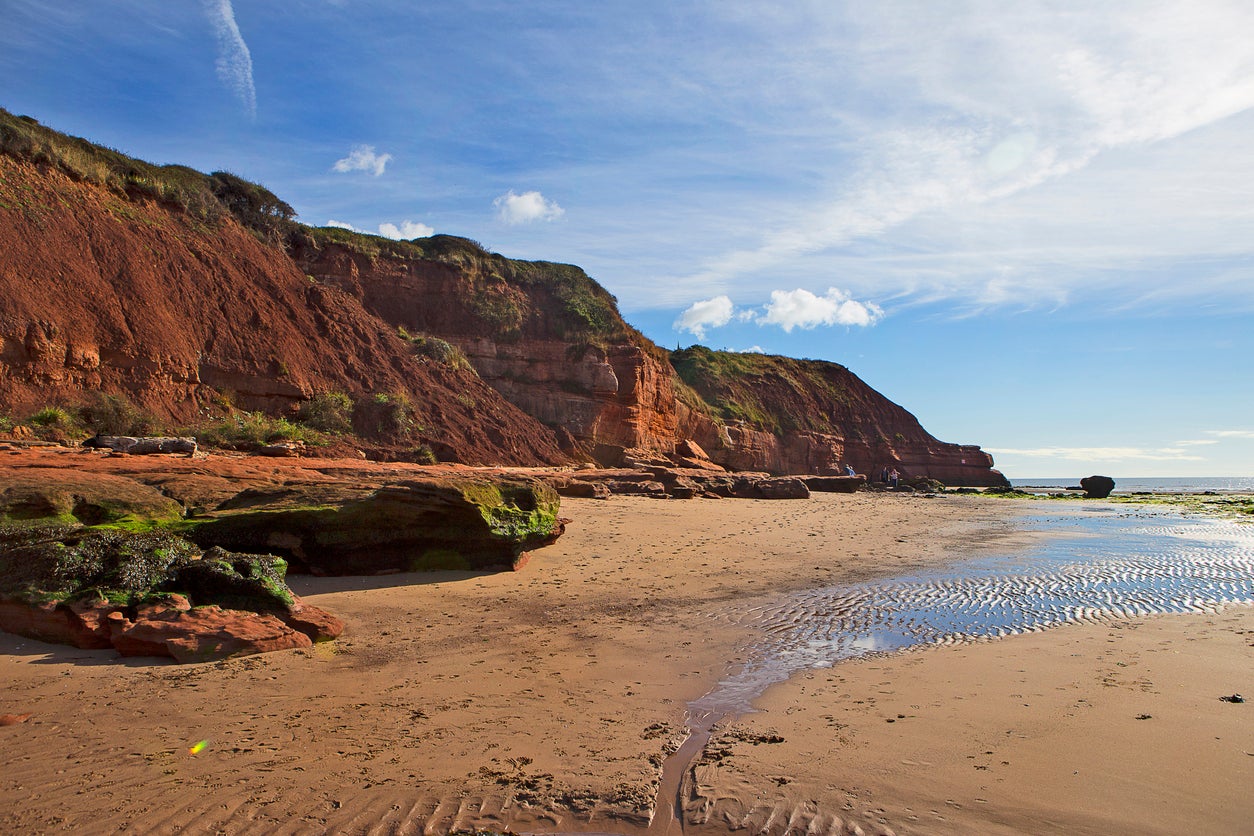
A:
2 492 1251 835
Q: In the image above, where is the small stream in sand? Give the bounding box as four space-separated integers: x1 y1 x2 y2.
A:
646 507 1254 835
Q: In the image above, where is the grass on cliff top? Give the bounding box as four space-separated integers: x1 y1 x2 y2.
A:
2 107 631 349
669 345 858 435
302 226 629 344
0 107 293 237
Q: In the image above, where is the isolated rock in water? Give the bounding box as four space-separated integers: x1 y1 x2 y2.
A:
1081 475 1116 498
185 476 563 574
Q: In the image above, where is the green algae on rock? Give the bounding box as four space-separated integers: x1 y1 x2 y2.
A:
0 468 184 530
183 476 563 574
0 524 342 659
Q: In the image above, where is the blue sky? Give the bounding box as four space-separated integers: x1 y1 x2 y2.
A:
3 0 1252 477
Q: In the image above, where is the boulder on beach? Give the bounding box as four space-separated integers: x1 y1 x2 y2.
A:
0 525 342 661
1081 475 1116 499
184 476 564 574
804 475 864 493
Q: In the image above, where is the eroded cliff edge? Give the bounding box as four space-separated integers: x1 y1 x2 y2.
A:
0 108 1006 486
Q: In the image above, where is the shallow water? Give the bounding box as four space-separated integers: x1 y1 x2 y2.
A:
651 506 1254 833
693 507 1254 718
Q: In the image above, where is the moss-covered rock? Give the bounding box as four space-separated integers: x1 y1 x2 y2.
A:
183 476 563 574
0 525 341 660
170 547 294 613
0 468 184 530
0 523 199 605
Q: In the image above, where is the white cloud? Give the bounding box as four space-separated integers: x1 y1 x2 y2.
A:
731 345 765 354
494 190 564 225
378 220 434 240
984 446 1205 462
758 288 883 332
203 0 255 119
675 295 733 340
333 145 391 177
326 218 434 240
1176 439 1220 447
1207 430 1254 439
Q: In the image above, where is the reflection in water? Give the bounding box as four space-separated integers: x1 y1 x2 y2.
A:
692 512 1254 719
648 510 1254 834
692 511 1248 721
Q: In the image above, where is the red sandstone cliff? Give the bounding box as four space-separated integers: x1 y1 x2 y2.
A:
670 347 1006 486
0 109 1006 485
0 150 563 465
290 233 686 457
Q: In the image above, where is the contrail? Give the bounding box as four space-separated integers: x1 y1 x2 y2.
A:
204 0 256 119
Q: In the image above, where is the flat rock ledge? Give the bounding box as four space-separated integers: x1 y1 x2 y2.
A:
547 468 865 500
0 450 566 662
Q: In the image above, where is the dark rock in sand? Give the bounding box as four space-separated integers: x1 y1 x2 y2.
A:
804 475 864 493
185 476 563 574
734 476 810 499
1081 475 1116 499
552 478 611 500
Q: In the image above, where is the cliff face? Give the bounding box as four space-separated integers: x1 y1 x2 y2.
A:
293 241 1006 486
0 109 1006 485
0 153 564 466
671 347 1007 486
291 235 685 456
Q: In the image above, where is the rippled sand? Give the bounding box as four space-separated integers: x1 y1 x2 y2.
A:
1 494 1250 835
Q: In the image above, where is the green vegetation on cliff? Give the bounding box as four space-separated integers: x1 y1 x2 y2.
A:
301 226 628 345
0 108 293 238
669 345 859 435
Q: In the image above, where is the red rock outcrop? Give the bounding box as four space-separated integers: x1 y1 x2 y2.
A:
0 111 1006 484
0 154 563 466
291 237 685 457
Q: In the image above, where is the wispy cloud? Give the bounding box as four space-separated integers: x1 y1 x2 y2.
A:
985 446 1205 462
640 2 1254 314
333 145 392 177
1207 429 1254 439
494 190 564 225
203 0 255 119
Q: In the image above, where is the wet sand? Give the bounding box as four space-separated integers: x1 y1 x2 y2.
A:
1 493 1250 834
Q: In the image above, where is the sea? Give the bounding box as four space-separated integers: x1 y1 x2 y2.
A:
1010 476 1254 493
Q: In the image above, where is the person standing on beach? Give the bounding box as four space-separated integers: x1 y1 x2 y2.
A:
889 468 899 488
